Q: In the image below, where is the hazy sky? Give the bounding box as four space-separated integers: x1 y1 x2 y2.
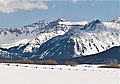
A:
0 0 120 28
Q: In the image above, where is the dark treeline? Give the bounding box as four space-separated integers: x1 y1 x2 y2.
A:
0 60 78 66
99 64 120 69
0 60 119 68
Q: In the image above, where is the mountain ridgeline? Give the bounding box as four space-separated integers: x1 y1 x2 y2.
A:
0 17 120 64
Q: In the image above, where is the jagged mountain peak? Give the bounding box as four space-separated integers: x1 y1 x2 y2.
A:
65 19 114 37
111 16 120 23
89 19 101 24
95 19 101 23
56 18 67 22
22 20 47 31
85 19 102 27
47 18 67 26
44 18 69 32
83 19 105 31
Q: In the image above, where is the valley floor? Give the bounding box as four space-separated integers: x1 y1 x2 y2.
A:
0 63 119 84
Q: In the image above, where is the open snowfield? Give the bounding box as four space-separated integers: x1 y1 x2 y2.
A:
0 63 119 84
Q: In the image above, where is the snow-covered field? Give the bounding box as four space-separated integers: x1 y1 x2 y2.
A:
0 63 119 84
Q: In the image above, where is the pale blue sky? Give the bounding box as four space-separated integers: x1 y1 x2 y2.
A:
0 0 120 28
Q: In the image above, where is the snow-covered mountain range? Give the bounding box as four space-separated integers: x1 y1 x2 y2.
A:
0 17 120 62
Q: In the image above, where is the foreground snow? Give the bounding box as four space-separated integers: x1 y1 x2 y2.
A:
0 63 119 84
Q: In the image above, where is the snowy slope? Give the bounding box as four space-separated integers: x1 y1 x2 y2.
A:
0 18 85 50
70 20 120 56
0 63 119 84
0 18 69 48
0 20 47 48
32 19 120 60
23 18 88 53
23 18 73 53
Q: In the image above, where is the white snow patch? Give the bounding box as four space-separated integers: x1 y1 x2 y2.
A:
0 63 119 84
59 21 88 26
0 39 30 48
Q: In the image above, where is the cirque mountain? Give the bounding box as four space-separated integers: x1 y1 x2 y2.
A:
0 17 120 63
